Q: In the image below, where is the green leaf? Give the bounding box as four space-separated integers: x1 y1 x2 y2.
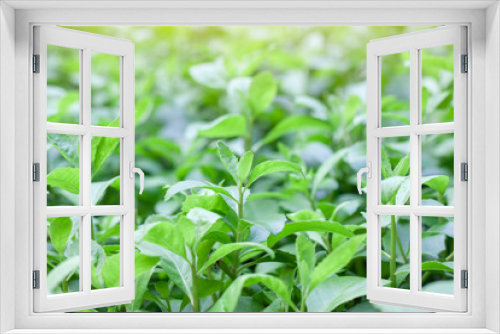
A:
155 281 170 300
209 274 297 312
198 242 274 273
267 221 354 247
47 168 80 194
309 235 366 292
47 133 80 167
101 253 120 288
198 114 247 138
381 147 392 179
91 176 119 205
395 177 411 206
91 135 120 177
47 256 79 294
182 194 229 216
422 175 450 196
237 151 254 183
296 234 316 294
138 242 193 304
306 276 367 312
186 207 222 241
144 222 186 260
48 217 73 255
249 71 277 114
287 210 323 222
126 270 154 312
381 176 406 204
396 261 453 276
135 252 160 278
217 142 239 183
198 279 223 299
257 116 330 148
247 160 302 186
393 152 410 176
196 239 216 271
244 214 286 236
164 181 237 202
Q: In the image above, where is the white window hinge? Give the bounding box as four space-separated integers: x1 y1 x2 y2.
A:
33 54 40 73
461 162 468 181
33 270 40 289
461 270 468 289
33 163 40 182
461 54 468 73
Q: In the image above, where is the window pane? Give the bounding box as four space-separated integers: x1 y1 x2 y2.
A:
91 52 121 127
421 216 454 295
421 45 454 124
380 215 410 290
421 133 454 206
91 137 121 205
381 52 410 127
47 45 80 124
47 134 80 206
381 137 410 205
91 216 121 290
47 216 80 295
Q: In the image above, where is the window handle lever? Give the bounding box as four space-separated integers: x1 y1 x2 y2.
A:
129 162 144 195
357 162 371 195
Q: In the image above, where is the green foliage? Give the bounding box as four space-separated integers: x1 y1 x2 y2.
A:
46 26 453 313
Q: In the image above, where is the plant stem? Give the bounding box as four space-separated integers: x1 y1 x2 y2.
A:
190 257 200 312
232 181 244 275
390 215 397 288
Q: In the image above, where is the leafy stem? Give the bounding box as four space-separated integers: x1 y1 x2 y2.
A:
232 181 245 275
390 215 397 288
191 254 200 312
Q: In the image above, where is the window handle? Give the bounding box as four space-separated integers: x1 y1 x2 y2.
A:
129 162 144 195
357 162 372 195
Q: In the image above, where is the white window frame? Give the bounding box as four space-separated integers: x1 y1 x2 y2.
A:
366 26 468 312
0 2 499 333
33 26 136 312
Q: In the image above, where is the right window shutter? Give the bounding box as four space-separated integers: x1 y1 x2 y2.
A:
366 26 467 312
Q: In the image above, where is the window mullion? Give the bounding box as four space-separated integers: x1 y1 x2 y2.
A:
82 47 92 294
409 47 420 294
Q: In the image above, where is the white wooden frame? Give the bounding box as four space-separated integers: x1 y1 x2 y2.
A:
32 26 135 312
366 26 467 312
0 1 499 333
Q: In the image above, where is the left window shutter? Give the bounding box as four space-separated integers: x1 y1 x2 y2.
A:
33 26 136 312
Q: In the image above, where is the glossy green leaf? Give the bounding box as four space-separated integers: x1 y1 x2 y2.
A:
296 234 315 294
267 221 354 247
257 116 330 148
47 256 79 294
237 151 254 183
309 235 366 292
144 222 186 260
48 217 73 255
306 276 367 312
287 210 323 222
199 242 274 273
381 147 392 179
47 168 80 194
47 133 79 167
101 253 120 288
247 160 302 186
422 175 450 196
249 71 277 114
198 114 247 139
209 274 297 312
217 142 239 183
164 181 237 202
393 152 410 176
189 58 228 89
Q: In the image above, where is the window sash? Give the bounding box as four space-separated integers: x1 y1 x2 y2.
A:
33 25 136 313
366 25 467 312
